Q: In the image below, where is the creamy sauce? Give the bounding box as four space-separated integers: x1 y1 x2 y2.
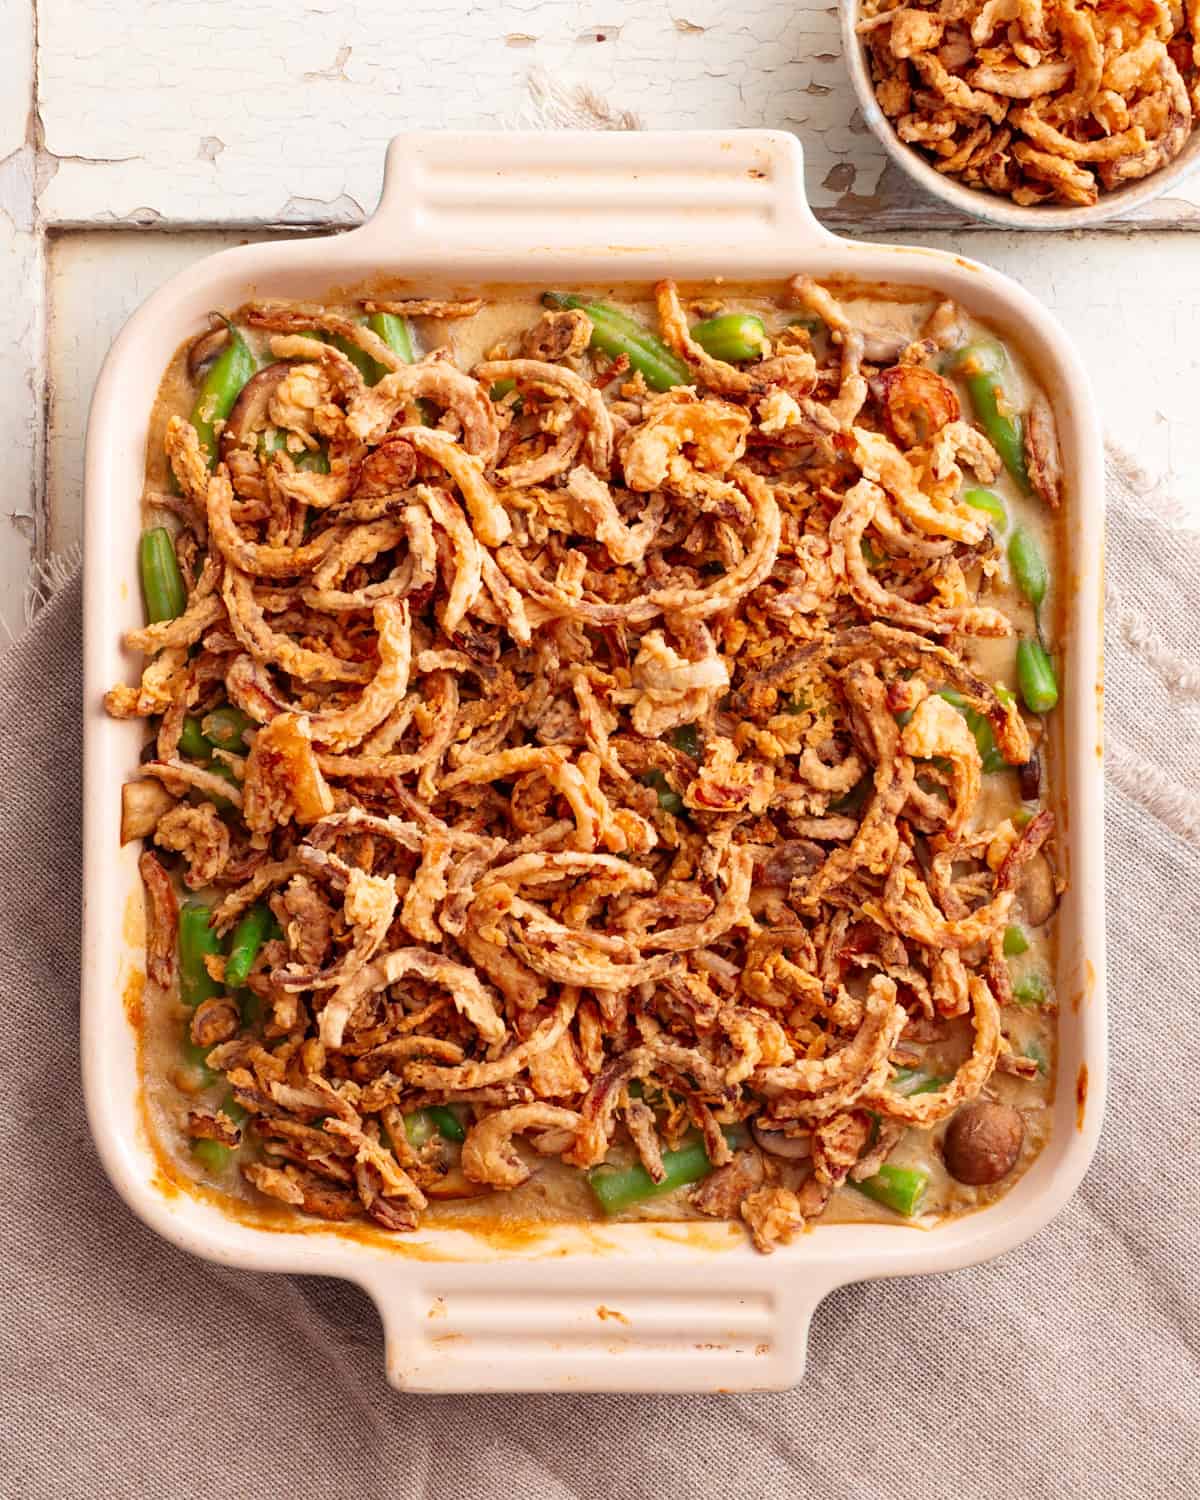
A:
135 279 1063 1239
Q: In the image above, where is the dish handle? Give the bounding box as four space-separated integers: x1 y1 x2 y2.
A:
359 1256 844 1394
350 129 838 262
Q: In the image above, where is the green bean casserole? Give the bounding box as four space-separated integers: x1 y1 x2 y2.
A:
107 279 1065 1251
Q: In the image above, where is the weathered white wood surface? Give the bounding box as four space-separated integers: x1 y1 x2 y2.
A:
30 0 1200 230
3 0 1199 636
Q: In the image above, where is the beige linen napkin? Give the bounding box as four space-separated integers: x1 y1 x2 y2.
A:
1 450 1197 1499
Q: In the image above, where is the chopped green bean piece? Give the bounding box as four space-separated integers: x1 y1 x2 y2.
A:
224 903 273 989
690 312 767 363
260 427 330 474
669 722 700 758
179 1030 217 1085
191 1139 234 1173
1008 526 1048 611
860 536 886 571
223 1095 250 1127
1016 638 1059 714
178 900 223 1009
367 310 416 365
588 1133 715 1216
177 716 211 760
426 1105 466 1143
1013 972 1049 1006
852 1164 928 1218
891 1068 950 1097
404 1108 467 1147
189 320 257 468
1024 1039 1049 1076
964 487 1008 528
329 333 382 384
1003 924 1030 956
949 340 1031 493
236 988 262 1026
938 690 1006 774
138 528 188 624
641 769 685 817
201 705 254 752
543 292 690 392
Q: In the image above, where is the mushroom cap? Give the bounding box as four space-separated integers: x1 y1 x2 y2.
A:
750 1118 812 1160
943 1099 1024 1185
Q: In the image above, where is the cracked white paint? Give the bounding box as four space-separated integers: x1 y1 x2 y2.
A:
35 0 1200 229
0 0 42 637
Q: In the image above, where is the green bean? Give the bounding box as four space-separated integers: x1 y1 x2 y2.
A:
937 690 1006 774
191 1139 234 1173
201 705 254 752
588 1133 715 1215
1024 1038 1049 1075
690 312 767 364
237 988 262 1026
259 428 329 473
189 319 257 468
641 769 685 817
489 377 523 415
1016 638 1059 714
860 536 886 571
787 314 823 334
964 487 1008 528
178 900 223 1008
949 340 1031 492
177 716 211 760
202 758 241 812
138 527 188 624
329 334 381 383
851 1164 928 1217
1008 526 1048 611
892 1069 951 1097
367 310 416 365
669 722 700 758
428 1106 467 1142
179 1030 217 1085
223 1094 249 1127
1013 972 1049 1006
404 1111 436 1148
543 292 690 392
1003 924 1030 956
224 903 272 989
403 1107 466 1147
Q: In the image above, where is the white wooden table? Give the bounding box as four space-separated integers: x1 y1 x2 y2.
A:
4 0 1198 637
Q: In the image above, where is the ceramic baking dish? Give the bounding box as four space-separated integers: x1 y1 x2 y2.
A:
82 129 1107 1394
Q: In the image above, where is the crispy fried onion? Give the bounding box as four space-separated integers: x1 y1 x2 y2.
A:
859 0 1197 207
115 280 1060 1250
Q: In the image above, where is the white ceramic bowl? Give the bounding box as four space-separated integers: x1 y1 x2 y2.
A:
839 0 1200 228
82 129 1107 1393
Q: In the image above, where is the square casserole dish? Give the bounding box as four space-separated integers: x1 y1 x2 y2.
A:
83 130 1106 1394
